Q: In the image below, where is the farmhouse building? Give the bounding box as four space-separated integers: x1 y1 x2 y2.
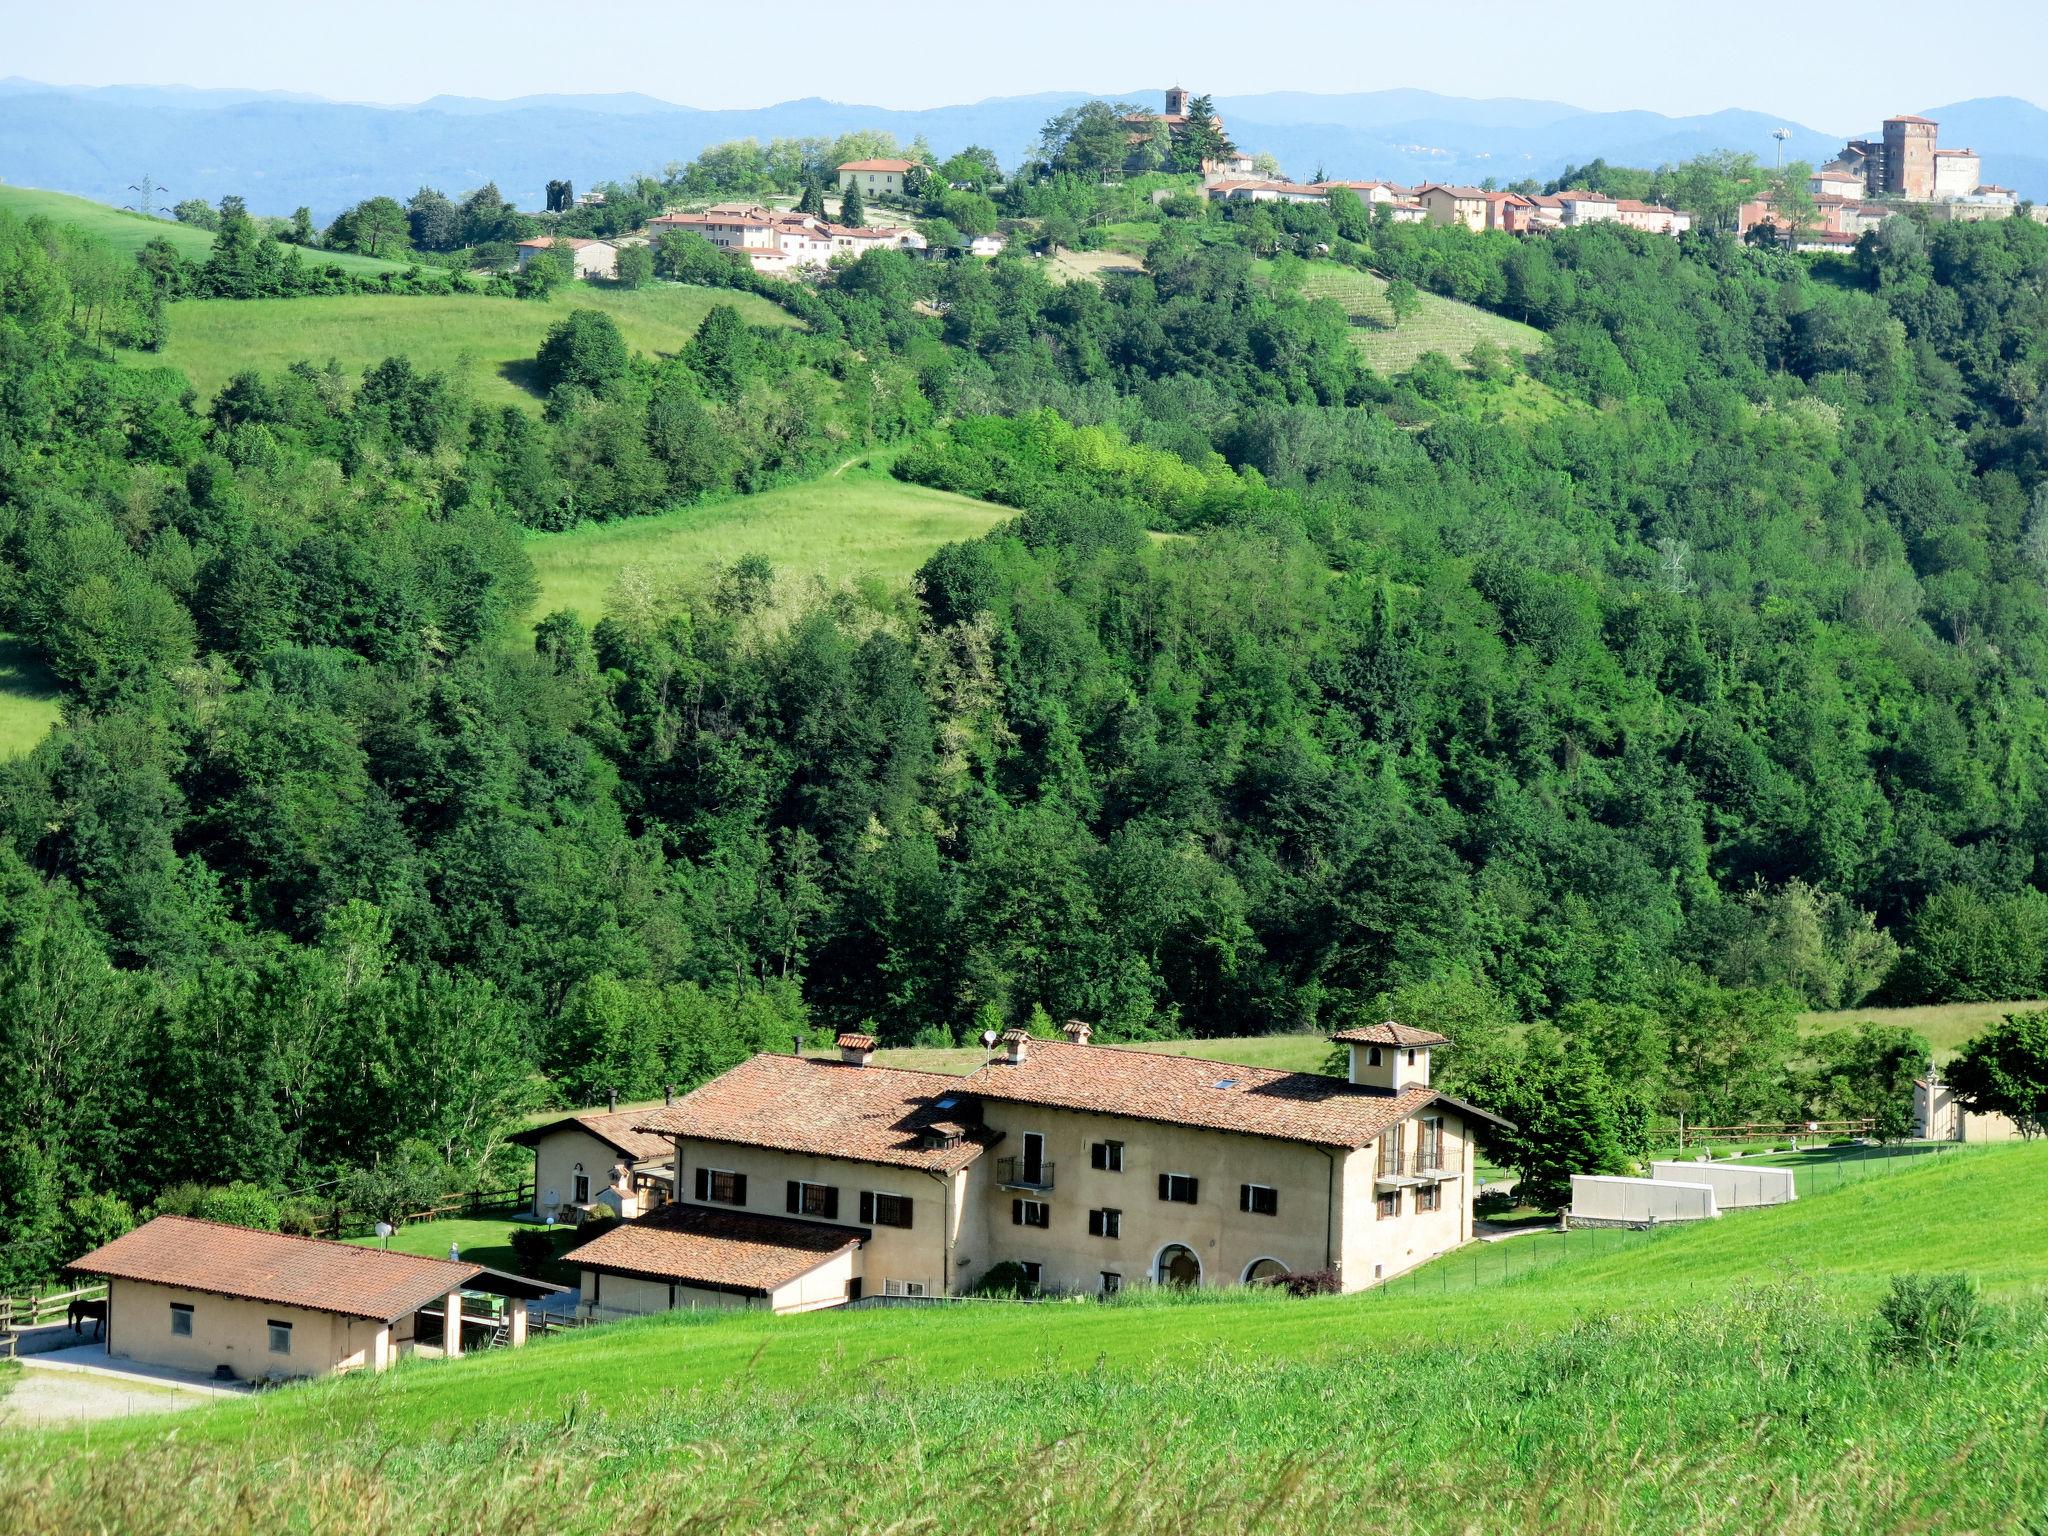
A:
64 1216 561 1380
1916 1069 2025 1142
511 1108 674 1223
579 1019 1506 1315
514 236 618 280
649 206 925 277
837 158 917 200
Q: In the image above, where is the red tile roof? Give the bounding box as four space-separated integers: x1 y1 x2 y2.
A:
509 1109 671 1163
64 1216 552 1322
963 1038 1497 1148
1886 114 1937 125
572 1204 863 1295
635 1054 995 1171
1329 1022 1451 1047
840 158 917 173
515 236 612 249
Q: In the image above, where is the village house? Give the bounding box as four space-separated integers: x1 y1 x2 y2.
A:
514 236 618 280
1412 184 1490 232
1204 179 1331 206
837 158 918 201
63 1216 561 1380
1125 86 1252 177
649 206 926 277
571 1019 1507 1315
511 1107 674 1224
1916 1068 2026 1142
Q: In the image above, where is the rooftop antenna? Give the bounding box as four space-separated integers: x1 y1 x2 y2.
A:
1772 128 1792 170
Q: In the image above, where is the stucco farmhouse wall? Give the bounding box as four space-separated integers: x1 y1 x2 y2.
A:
107 1277 389 1380
582 1248 856 1318
1649 1161 1796 1209
1569 1175 1719 1227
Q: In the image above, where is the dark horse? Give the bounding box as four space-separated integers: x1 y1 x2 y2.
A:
68 1296 106 1340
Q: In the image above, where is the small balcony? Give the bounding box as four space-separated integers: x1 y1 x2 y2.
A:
997 1157 1054 1190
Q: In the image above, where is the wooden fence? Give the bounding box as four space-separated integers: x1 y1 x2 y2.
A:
1663 1119 1874 1148
316 1183 535 1240
0 1281 108 1333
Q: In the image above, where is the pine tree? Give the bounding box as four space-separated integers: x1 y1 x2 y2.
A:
839 176 866 229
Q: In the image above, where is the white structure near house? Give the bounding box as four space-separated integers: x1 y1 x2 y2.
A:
514 237 618 280
1205 179 1331 206
1569 1174 1720 1226
1648 1161 1796 1210
648 207 925 277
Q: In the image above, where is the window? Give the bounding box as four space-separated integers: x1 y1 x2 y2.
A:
860 1191 914 1229
695 1168 747 1206
1021 1131 1047 1185
1088 1207 1122 1239
1418 1117 1445 1170
785 1180 839 1220
1368 1045 1383 1067
1240 1183 1279 1217
1406 1049 1418 1067
1158 1173 1199 1204
573 1173 591 1205
1019 1261 1042 1288
1090 1140 1125 1172
1101 1271 1122 1296
1418 1182 1441 1214
1379 1124 1406 1177
1012 1197 1051 1229
1377 1189 1401 1220
883 1278 927 1297
169 1303 193 1337
267 1319 293 1355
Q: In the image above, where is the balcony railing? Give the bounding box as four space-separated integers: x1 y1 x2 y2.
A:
997 1157 1054 1190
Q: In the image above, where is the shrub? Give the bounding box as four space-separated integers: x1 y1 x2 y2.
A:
971 1261 1037 1297
196 1182 283 1232
277 1198 333 1237
1273 1268 1340 1298
509 1227 559 1276
1873 1273 1985 1362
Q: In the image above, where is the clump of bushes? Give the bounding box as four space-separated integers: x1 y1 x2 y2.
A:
509 1227 560 1277
1271 1268 1340 1298
1873 1273 1985 1362
971 1261 1038 1298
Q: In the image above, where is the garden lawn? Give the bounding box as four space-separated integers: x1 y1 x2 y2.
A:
873 1033 1332 1076
126 281 797 411
345 1217 580 1288
520 468 1010 634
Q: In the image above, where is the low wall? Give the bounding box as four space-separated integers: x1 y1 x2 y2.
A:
1650 1161 1796 1209
1569 1175 1718 1227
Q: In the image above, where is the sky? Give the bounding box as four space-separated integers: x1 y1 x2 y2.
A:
6 0 2045 133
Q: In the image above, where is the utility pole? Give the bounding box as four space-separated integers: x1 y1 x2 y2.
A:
126 173 171 218
1772 129 1792 170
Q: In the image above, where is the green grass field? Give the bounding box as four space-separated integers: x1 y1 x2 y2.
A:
0 184 406 276
521 468 1010 635
1800 998 2048 1061
0 635 62 760
1268 259 1546 375
10 1143 2045 1533
346 1217 582 1288
874 1032 1332 1077
127 281 797 411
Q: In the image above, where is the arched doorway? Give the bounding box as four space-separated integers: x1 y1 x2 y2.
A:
1155 1243 1202 1288
1242 1257 1288 1286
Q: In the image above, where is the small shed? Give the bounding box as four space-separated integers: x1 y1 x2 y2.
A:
510 1109 675 1223
573 1203 866 1317
65 1216 562 1380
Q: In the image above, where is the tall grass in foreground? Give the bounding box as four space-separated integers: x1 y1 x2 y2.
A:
9 1277 2045 1535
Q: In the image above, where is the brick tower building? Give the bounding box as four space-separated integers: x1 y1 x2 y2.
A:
1882 115 1939 199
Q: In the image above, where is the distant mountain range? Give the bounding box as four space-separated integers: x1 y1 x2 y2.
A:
2 77 2043 221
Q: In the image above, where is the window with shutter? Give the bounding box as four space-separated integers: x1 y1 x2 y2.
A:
1240 1183 1278 1216
1090 1140 1124 1172
1160 1173 1197 1204
787 1180 801 1214
1088 1207 1120 1239
868 1192 913 1228
694 1167 709 1202
705 1170 743 1205
859 1191 874 1223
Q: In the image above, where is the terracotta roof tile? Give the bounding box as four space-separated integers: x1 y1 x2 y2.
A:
1329 1022 1452 1047
839 158 917 172
964 1038 1460 1148
65 1216 497 1323
572 1204 864 1295
636 1055 995 1171
510 1109 671 1162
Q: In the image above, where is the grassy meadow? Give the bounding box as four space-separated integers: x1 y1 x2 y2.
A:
1800 997 2048 1060
127 281 797 411
0 635 61 760
0 184 406 276
7 1143 2045 1533
520 468 1011 635
346 1217 583 1288
1269 259 1546 374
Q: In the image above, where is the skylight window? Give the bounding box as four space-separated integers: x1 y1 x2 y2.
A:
936 1097 958 1109
1213 1078 1238 1090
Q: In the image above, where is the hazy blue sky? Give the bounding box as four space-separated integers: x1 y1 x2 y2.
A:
8 0 2044 132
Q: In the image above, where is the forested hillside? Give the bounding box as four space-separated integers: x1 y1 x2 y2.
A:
5 181 2048 1280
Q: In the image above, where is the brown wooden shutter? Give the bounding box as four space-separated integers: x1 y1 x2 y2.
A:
859 1191 874 1223
694 1166 709 1201
1186 1178 1198 1204
1158 1173 1170 1201
823 1186 839 1220
899 1196 912 1229
732 1173 748 1205
1012 1198 1024 1226
1239 1184 1251 1212
786 1180 800 1214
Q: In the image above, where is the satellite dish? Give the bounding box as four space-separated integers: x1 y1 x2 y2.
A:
981 1030 998 1048
374 1221 394 1240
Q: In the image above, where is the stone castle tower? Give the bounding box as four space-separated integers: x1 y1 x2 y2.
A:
1164 85 1190 118
1883 115 1938 200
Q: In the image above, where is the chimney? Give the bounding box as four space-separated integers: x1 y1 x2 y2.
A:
1061 1018 1093 1045
792 1034 803 1057
836 1031 877 1067
664 1083 674 1107
1001 1027 1031 1065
